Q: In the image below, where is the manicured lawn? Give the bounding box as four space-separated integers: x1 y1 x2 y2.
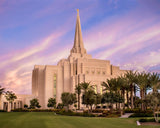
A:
0 112 159 128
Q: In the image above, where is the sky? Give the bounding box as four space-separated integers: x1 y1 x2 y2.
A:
0 0 160 94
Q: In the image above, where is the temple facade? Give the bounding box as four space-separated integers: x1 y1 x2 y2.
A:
32 10 126 109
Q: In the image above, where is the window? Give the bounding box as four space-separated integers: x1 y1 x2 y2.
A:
86 70 89 74
53 74 57 98
94 85 97 94
100 85 103 94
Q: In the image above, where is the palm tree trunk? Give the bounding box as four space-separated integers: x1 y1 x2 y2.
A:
90 105 92 113
78 94 80 110
134 86 136 97
127 91 129 108
131 84 134 109
110 103 113 113
116 103 117 110
122 90 125 109
141 89 144 111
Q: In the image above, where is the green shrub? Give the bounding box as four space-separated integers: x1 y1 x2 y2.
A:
0 110 7 112
92 109 103 113
24 104 28 109
57 103 64 109
139 118 155 122
11 109 62 112
124 108 153 114
129 113 153 117
56 110 96 117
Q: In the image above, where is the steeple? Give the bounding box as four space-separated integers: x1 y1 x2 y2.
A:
70 9 87 55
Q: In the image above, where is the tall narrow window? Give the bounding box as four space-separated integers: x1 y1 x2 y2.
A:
94 85 97 94
53 74 57 98
100 85 103 94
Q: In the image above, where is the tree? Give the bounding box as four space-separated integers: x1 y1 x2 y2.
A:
117 76 128 109
5 91 17 110
47 98 56 108
146 92 160 122
75 84 81 110
0 85 5 95
149 72 160 93
102 92 116 112
24 104 28 109
82 89 96 112
80 82 91 93
125 71 138 109
30 98 41 109
61 92 77 111
102 78 116 93
136 72 150 111
102 78 123 109
57 103 64 109
95 93 102 107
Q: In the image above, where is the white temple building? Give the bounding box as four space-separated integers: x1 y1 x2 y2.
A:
0 10 126 111
32 10 126 109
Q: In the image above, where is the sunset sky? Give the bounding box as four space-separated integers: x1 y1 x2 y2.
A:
0 0 160 94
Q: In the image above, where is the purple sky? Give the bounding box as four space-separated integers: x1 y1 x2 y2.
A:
0 0 160 94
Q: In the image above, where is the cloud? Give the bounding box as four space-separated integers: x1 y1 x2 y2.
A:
0 28 70 94
0 0 160 94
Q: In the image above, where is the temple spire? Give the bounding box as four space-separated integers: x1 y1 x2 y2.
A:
71 9 86 54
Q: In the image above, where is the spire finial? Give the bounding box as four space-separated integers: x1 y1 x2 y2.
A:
70 9 87 55
77 9 79 14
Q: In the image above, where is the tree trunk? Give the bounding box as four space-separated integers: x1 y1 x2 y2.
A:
118 102 120 110
78 94 80 110
111 103 113 113
116 103 117 110
90 105 92 113
127 91 129 108
141 89 144 111
134 85 136 97
122 90 125 109
87 105 90 113
131 84 134 109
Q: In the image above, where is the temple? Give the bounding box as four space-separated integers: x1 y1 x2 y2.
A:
0 10 126 111
32 9 126 109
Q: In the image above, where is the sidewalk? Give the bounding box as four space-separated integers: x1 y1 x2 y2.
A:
120 113 133 118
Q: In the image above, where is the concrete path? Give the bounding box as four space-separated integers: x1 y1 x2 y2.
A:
120 113 133 118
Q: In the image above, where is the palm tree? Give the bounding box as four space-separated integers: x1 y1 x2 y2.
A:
116 76 127 109
80 82 90 93
102 78 117 93
5 91 17 111
136 72 150 111
75 83 81 110
95 93 102 107
102 78 121 110
149 72 160 93
83 89 96 112
125 71 138 109
0 85 5 95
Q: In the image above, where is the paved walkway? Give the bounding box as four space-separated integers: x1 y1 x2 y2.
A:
120 113 133 118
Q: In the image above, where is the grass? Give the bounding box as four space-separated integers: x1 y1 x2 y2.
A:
0 112 159 128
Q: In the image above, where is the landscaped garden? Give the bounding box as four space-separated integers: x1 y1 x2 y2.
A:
0 71 160 127
0 112 159 128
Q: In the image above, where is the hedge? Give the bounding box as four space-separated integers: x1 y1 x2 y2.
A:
11 108 62 112
0 110 7 112
139 118 155 122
